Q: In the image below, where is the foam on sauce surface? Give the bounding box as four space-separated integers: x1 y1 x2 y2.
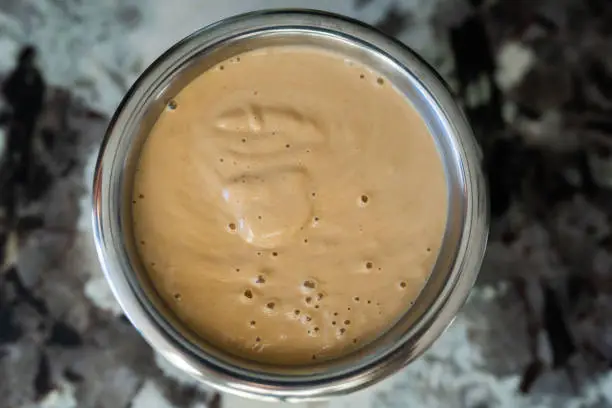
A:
132 46 448 364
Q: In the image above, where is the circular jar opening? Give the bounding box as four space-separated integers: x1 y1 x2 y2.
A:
93 10 488 401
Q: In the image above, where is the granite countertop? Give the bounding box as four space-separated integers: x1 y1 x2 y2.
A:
1 0 612 407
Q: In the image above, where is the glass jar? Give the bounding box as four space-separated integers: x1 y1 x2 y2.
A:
92 9 488 402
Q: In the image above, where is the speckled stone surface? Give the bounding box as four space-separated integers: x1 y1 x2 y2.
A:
1 1 612 407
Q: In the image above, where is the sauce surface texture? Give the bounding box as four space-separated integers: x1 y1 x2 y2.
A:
132 46 448 364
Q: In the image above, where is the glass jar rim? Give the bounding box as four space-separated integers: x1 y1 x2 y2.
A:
92 9 488 401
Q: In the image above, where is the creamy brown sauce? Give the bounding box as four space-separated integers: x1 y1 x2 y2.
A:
132 46 448 364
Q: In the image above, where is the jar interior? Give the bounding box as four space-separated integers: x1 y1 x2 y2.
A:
112 27 467 382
